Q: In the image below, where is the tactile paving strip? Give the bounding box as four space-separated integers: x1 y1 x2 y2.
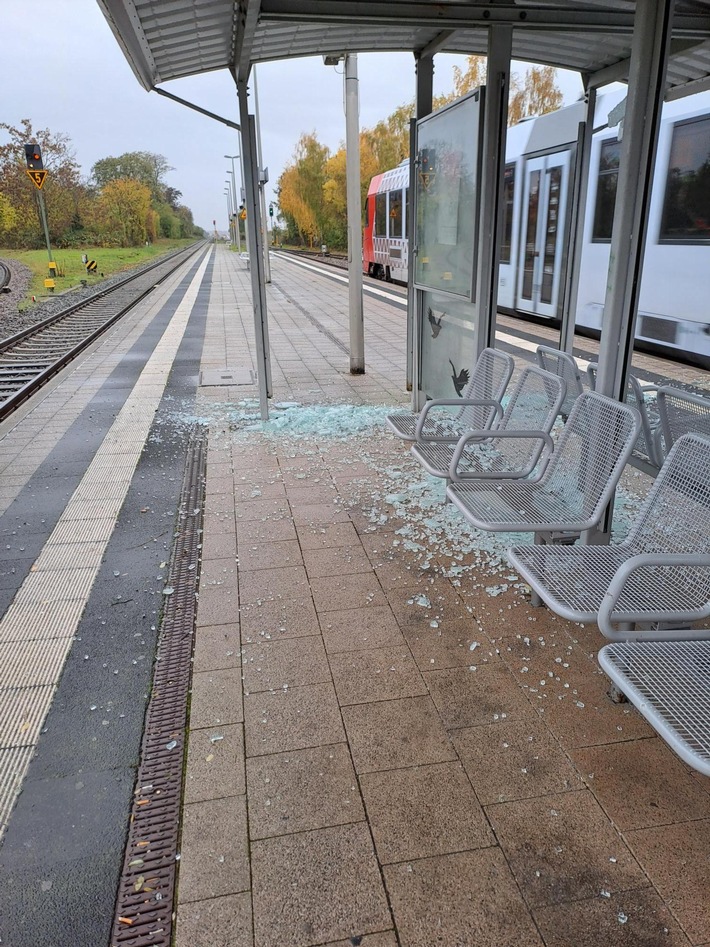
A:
110 426 206 947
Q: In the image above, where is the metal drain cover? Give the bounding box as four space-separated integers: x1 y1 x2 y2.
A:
199 367 254 386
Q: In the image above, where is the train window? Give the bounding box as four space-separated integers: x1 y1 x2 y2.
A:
375 193 387 236
592 139 621 241
389 189 403 238
660 116 710 243
500 164 515 264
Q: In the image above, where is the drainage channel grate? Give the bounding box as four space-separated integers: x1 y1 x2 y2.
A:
111 425 206 947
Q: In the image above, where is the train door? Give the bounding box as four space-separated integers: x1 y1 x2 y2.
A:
516 152 570 319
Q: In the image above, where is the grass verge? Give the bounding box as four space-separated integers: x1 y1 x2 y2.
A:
1 239 198 308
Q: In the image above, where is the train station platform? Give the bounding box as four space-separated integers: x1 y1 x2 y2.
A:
0 243 708 947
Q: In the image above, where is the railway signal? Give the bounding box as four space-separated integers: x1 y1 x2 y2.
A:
269 203 274 218
24 144 43 170
23 142 55 272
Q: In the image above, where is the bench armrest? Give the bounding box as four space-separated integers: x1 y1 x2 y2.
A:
449 428 554 481
599 553 710 640
415 398 503 442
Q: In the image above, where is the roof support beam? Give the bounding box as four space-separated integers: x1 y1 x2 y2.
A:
595 0 674 404
586 37 706 88
259 1 707 36
476 24 513 356
416 30 456 59
234 0 262 82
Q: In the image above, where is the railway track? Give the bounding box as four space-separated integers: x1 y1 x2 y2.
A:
0 261 10 294
0 241 207 421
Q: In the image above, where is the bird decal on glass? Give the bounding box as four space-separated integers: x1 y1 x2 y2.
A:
428 307 445 339
449 360 470 396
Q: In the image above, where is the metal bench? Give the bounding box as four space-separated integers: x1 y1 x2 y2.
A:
657 386 710 451
599 640 710 776
410 365 565 482
385 347 513 442
447 391 641 544
587 363 664 468
507 433 710 640
535 344 585 418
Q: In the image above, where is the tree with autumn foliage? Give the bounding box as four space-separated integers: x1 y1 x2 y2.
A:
92 178 152 247
0 119 90 248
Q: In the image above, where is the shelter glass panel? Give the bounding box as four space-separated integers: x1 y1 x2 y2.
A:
419 289 478 401
660 116 710 243
414 90 483 299
500 164 515 265
389 189 403 238
592 138 621 242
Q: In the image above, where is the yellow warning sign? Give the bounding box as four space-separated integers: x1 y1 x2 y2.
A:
26 169 48 189
239 209 247 220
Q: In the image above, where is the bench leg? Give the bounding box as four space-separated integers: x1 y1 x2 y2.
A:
608 682 629 704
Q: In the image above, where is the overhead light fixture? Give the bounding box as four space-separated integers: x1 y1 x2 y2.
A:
323 54 345 66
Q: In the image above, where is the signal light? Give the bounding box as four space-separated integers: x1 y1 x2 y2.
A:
24 144 44 170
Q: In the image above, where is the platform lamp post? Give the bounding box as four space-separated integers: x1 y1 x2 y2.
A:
224 188 233 243
225 155 242 253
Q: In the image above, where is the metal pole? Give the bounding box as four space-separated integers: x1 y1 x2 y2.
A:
559 87 597 355
225 157 242 253
36 191 54 265
344 53 365 374
237 75 271 419
253 67 272 283
595 0 674 401
237 136 250 255
224 189 233 243
411 53 434 410
475 25 512 355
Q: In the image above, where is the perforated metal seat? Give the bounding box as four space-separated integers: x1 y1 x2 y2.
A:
385 347 513 442
447 391 641 540
508 433 710 641
657 386 710 452
410 365 565 481
599 640 710 776
536 344 584 418
587 364 664 467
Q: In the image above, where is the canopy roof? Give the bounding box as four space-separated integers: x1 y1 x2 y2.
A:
98 0 710 97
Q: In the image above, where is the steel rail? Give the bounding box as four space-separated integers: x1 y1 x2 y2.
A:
0 242 207 421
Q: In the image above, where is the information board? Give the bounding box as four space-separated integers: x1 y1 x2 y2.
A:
413 89 484 300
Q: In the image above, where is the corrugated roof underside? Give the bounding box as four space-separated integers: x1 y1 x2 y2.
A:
102 1 710 93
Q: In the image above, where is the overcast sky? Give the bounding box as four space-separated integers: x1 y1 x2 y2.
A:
2 0 584 232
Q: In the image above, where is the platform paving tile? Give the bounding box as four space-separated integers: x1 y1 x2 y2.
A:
401 616 495 670
179 795 250 903
533 887 693 947
453 716 583 804
384 848 545 947
175 892 253 947
361 760 494 864
487 789 647 909
251 822 391 947
342 695 457 774
302 543 372 578
329 645 427 705
296 520 360 550
239 598 320 641
570 738 710 832
184 723 245 805
310 572 388 612
236 515 298 545
625 819 710 944
236 538 303 571
246 743 364 839
424 662 536 730
319 604 406 654
190 667 244 729
244 681 345 756
238 564 311 606
242 634 330 693
193 622 241 673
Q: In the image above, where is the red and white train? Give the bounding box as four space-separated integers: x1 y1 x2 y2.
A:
362 88 710 363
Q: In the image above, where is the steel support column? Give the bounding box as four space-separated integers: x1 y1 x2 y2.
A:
410 52 434 410
475 25 512 355
595 0 674 401
345 53 365 374
237 75 272 420
559 86 597 355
